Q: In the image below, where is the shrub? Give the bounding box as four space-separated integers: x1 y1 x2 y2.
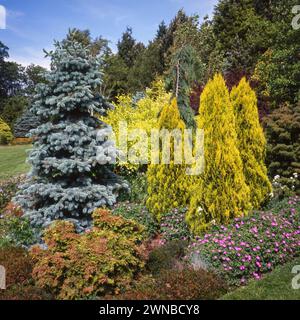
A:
11 137 33 145
117 173 148 204
0 117 13 145
147 240 187 275
0 176 26 211
0 247 33 288
146 98 191 220
187 74 251 233
0 215 38 248
231 77 272 209
0 284 53 300
185 195 300 286
30 209 145 299
113 268 227 300
264 103 300 193
102 79 171 172
112 203 158 238
160 207 191 243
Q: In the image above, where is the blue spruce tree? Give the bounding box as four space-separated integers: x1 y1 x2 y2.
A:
14 37 127 231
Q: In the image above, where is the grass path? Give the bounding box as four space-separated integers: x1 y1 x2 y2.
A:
0 145 31 180
221 257 300 300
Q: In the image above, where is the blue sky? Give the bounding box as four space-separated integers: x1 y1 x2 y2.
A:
0 0 218 68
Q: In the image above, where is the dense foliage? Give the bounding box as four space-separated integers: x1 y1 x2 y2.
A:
231 77 272 208
30 209 145 299
187 74 251 233
0 117 13 144
186 196 300 286
146 98 190 220
14 37 127 231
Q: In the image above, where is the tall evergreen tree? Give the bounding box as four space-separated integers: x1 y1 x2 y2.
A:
166 45 199 128
230 77 272 208
146 98 189 220
187 74 251 233
14 37 126 231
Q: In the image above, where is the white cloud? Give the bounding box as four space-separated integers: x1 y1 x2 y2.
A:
8 47 51 69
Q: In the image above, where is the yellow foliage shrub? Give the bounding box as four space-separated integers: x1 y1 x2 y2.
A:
230 77 272 208
0 117 13 145
101 80 171 172
146 98 191 220
186 74 251 233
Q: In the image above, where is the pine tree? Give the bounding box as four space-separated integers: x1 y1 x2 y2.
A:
14 107 39 138
186 74 251 233
230 77 272 208
14 37 127 231
146 98 189 220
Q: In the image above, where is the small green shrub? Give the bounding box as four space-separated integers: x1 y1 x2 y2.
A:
147 240 187 275
160 207 191 243
30 209 146 300
113 203 158 238
118 173 148 203
0 215 38 248
0 284 53 300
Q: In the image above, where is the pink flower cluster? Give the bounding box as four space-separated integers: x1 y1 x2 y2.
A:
186 196 300 286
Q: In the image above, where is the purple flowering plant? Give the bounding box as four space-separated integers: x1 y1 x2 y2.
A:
185 196 300 286
160 207 191 243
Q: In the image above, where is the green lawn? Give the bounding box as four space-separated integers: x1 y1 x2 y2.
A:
221 257 300 300
0 145 31 180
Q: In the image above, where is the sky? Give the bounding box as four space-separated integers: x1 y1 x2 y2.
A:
0 0 218 69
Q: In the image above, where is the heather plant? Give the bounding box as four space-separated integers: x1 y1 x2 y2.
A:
30 209 145 299
185 195 300 286
14 36 127 231
111 268 227 300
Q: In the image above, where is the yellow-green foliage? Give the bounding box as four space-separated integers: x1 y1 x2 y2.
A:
0 117 13 145
230 77 272 208
146 98 190 220
102 80 171 172
186 74 251 233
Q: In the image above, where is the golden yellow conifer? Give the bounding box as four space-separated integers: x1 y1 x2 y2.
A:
230 77 272 208
186 74 251 233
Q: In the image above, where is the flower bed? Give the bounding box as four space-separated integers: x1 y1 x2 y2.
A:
185 196 300 286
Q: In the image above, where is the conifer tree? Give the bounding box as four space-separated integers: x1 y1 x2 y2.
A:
186 74 251 233
14 37 126 231
264 102 300 192
146 98 189 220
166 45 198 128
14 108 39 138
0 117 13 144
230 77 272 208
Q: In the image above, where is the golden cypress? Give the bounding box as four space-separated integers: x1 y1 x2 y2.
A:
230 77 272 208
186 74 251 233
146 98 189 220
